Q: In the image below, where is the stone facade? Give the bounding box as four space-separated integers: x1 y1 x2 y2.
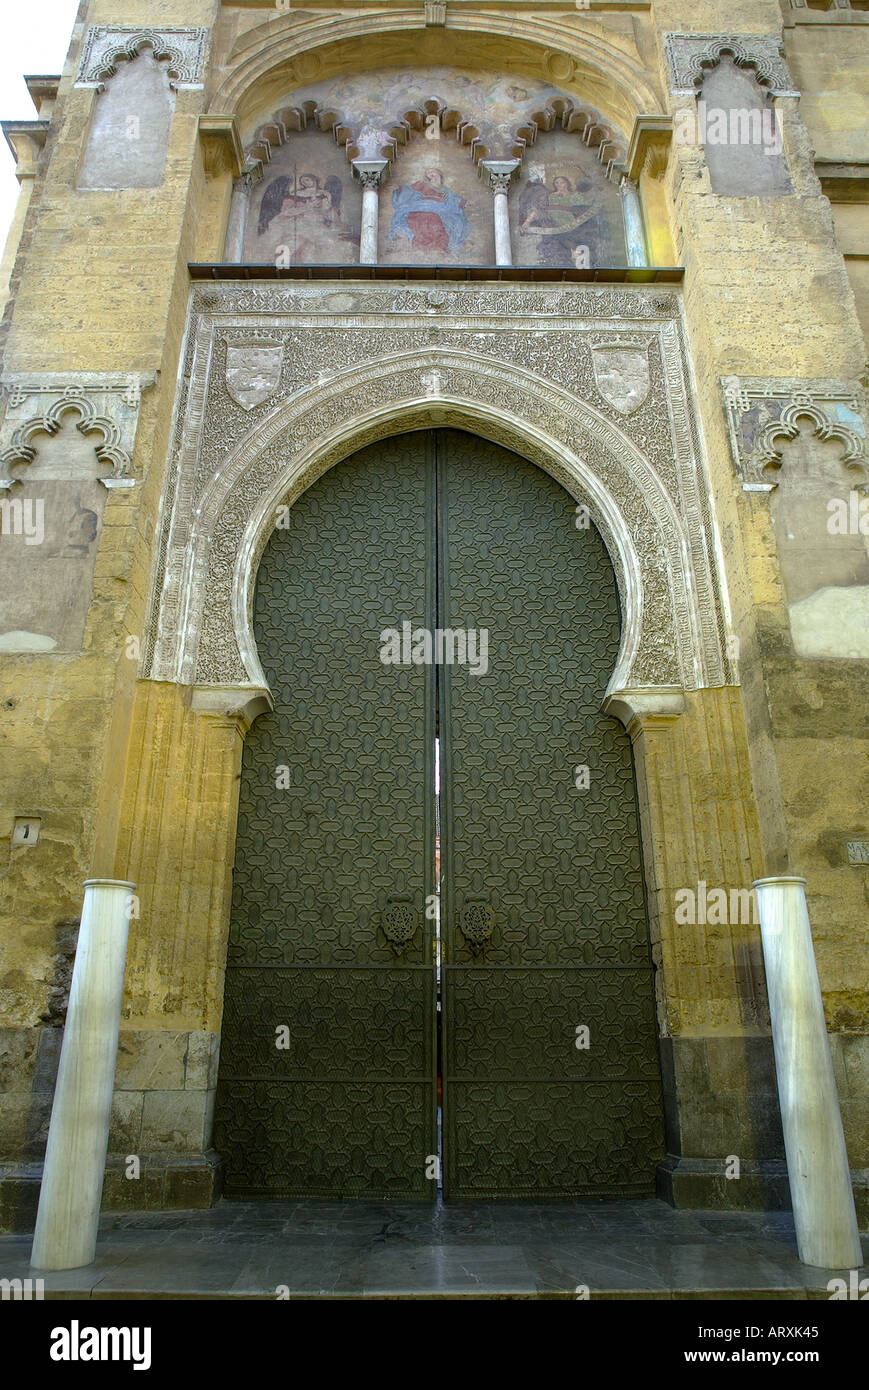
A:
0 0 866 1230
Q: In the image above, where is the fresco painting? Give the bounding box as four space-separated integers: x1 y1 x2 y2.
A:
244 131 361 264
515 133 626 268
379 142 494 265
241 72 627 267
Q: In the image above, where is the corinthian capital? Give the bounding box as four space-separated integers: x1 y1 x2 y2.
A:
480 159 520 194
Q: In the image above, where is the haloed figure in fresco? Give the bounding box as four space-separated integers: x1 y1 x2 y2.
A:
518 173 598 267
257 169 358 262
388 167 471 258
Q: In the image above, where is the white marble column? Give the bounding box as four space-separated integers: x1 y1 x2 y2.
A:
31 878 136 1271
754 875 862 1269
352 159 389 265
481 160 519 267
223 165 261 262
620 177 648 268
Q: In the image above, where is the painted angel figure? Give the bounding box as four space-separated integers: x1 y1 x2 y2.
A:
518 174 596 267
258 172 345 233
256 171 353 262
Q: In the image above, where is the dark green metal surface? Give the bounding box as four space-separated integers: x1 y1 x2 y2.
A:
437 430 664 1198
214 435 438 1198
215 429 664 1200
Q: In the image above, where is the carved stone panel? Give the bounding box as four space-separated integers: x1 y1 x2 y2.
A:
0 374 151 653
76 27 209 90
143 282 728 702
0 419 108 653
721 376 866 488
591 344 650 414
664 34 798 97
78 50 176 191
0 374 152 485
722 375 868 661
223 341 284 411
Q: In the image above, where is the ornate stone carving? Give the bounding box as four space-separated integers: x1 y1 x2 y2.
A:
199 116 245 182
424 2 446 25
143 282 727 705
664 34 798 96
591 345 651 416
224 342 284 412
0 374 154 487
481 161 519 195
721 376 867 490
76 27 209 91
354 163 387 191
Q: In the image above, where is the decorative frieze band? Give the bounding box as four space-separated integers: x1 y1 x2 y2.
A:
75 26 209 90
721 376 867 490
664 34 799 97
0 374 154 487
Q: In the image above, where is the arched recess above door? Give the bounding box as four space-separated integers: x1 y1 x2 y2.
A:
143 282 732 728
212 12 662 135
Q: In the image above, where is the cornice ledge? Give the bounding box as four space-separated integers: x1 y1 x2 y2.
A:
626 115 672 183
191 682 274 730
602 686 686 733
199 114 245 180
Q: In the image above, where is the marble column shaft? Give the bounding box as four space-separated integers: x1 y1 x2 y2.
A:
352 160 389 265
754 875 862 1269
223 168 260 262
31 879 136 1271
621 179 648 268
481 160 519 267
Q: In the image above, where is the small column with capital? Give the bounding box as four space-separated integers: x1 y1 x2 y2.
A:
480 159 520 267
352 159 389 265
224 163 263 262
620 177 648 268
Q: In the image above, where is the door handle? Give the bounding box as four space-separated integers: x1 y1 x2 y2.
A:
380 896 419 955
458 898 495 954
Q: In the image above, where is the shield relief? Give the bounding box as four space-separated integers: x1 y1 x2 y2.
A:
225 343 284 411
591 344 651 416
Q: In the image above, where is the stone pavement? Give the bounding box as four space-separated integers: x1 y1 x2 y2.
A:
2 1198 867 1300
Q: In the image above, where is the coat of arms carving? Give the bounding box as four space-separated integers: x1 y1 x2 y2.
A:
225 343 284 411
591 345 651 416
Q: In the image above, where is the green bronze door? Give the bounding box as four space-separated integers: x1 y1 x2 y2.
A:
437 430 664 1198
215 428 664 1199
214 434 438 1198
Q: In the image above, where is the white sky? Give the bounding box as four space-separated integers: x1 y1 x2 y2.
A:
0 1 80 257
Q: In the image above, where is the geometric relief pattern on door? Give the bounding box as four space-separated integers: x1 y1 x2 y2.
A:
215 427 664 1202
219 968 434 1078
215 1082 432 1199
214 434 437 1199
438 430 664 1198
445 1083 665 1199
447 970 661 1080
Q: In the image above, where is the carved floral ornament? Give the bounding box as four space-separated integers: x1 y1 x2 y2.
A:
721 376 867 491
664 34 799 97
0 377 154 488
142 282 731 722
75 26 209 91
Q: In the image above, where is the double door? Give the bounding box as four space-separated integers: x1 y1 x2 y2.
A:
214 429 664 1199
